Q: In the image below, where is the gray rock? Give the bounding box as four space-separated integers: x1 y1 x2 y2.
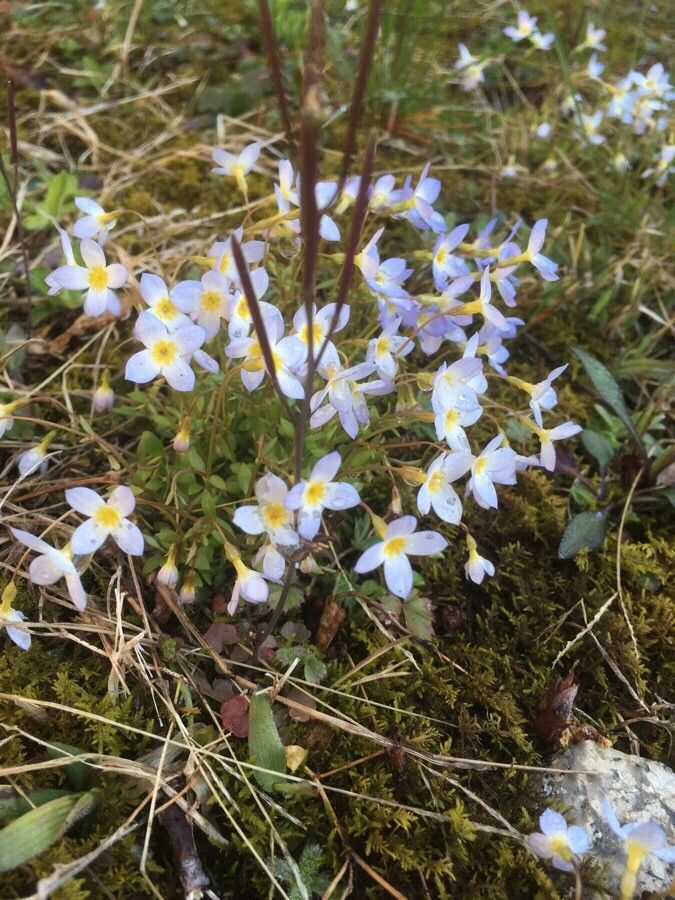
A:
534 740 675 896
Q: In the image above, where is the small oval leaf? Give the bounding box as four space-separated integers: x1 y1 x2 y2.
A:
248 693 286 791
558 512 607 559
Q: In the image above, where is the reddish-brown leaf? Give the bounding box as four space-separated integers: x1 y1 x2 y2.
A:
220 694 250 739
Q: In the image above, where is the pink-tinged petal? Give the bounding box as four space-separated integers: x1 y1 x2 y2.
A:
71 519 108 555
112 520 144 555
66 487 104 516
354 542 385 573
9 527 53 555
310 451 341 484
108 485 135 516
384 554 413 599
125 349 161 384
73 216 99 239
83 289 108 317
65 574 87 611
406 531 448 556
140 273 168 303
386 516 417 538
162 357 195 392
174 324 206 356
233 506 265 535
29 554 62 586
324 481 360 511
53 264 89 290
539 809 567 836
80 238 106 269
106 263 128 289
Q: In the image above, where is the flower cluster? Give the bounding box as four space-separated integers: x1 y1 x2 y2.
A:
452 14 673 186
528 804 675 899
5 137 582 648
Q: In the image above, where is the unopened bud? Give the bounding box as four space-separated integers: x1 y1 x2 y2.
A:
157 545 178 587
93 370 114 413
173 421 190 453
179 570 197 605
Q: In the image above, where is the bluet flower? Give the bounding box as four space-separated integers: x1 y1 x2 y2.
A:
527 808 590 872
66 485 144 556
171 270 233 338
354 516 447 599
464 534 495 584
10 528 86 611
49 238 128 317
0 582 30 650
416 452 473 524
211 141 261 192
126 311 206 392
504 10 538 42
233 473 299 547
602 801 675 900
73 197 119 245
92 370 115 412
466 435 517 509
140 273 191 331
286 451 360 540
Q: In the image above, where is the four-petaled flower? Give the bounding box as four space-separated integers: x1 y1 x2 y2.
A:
10 528 86 610
354 516 447 599
212 141 261 192
233 473 299 547
286 451 360 540
602 801 675 900
416 452 472 524
466 435 517 509
527 808 590 873
50 238 128 317
66 486 144 556
126 311 206 392
73 197 118 245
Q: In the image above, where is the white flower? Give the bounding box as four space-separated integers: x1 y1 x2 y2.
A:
293 302 350 366
66 485 144 556
366 318 413 380
583 22 607 51
0 583 30 650
504 10 537 42
93 370 115 413
173 422 190 453
73 197 118 245
602 800 675 899
226 268 275 339
139 273 191 331
45 227 76 295
464 534 495 585
534 122 552 139
534 421 582 471
126 311 206 392
416 453 472 524
233 473 299 547
49 238 128 317
454 44 489 91
226 315 305 398
587 53 605 80
466 435 517 509
525 218 558 281
432 223 471 290
354 516 447 599
580 111 606 145
253 542 286 580
10 528 86 611
209 227 266 284
432 351 487 414
530 31 554 51
527 808 590 873
171 270 232 338
228 558 269 615
310 360 392 439
0 401 18 439
179 571 196 605
286 451 360 540
17 443 49 477
211 141 261 191
157 546 178 587
433 403 483 452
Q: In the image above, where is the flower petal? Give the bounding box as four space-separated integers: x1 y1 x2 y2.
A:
162 357 195 392
384 554 413 599
106 263 128 289
354 542 385 573
112 520 145 555
108 485 135 516
29 554 62 586
324 481 360 511
405 531 448 556
9 527 52 555
66 487 104 516
539 808 567 836
125 349 161 384
80 238 106 269
233 506 265 535
71 519 108 555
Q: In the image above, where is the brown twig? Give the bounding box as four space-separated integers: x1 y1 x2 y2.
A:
256 0 295 154
157 782 211 900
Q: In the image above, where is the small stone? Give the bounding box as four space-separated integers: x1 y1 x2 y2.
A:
533 740 675 895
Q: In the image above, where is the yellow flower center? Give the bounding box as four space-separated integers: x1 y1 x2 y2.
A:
234 296 249 320
548 836 573 862
383 536 407 558
94 505 122 529
305 481 326 505
217 252 233 274
435 246 448 265
151 339 178 366
299 322 324 345
427 470 444 494
444 409 458 428
200 290 222 313
262 502 288 528
154 297 178 321
88 266 108 291
475 457 487 474
376 337 389 355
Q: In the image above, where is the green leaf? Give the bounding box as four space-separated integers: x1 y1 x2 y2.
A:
0 790 97 873
248 694 286 791
137 431 165 462
573 348 644 453
558 512 607 559
201 489 216 519
581 429 615 475
303 653 327 685
0 789 72 825
46 742 91 791
404 593 434 640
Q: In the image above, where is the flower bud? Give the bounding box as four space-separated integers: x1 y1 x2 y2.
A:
17 431 56 477
173 421 190 453
93 370 114 413
157 545 178 587
179 570 197 604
